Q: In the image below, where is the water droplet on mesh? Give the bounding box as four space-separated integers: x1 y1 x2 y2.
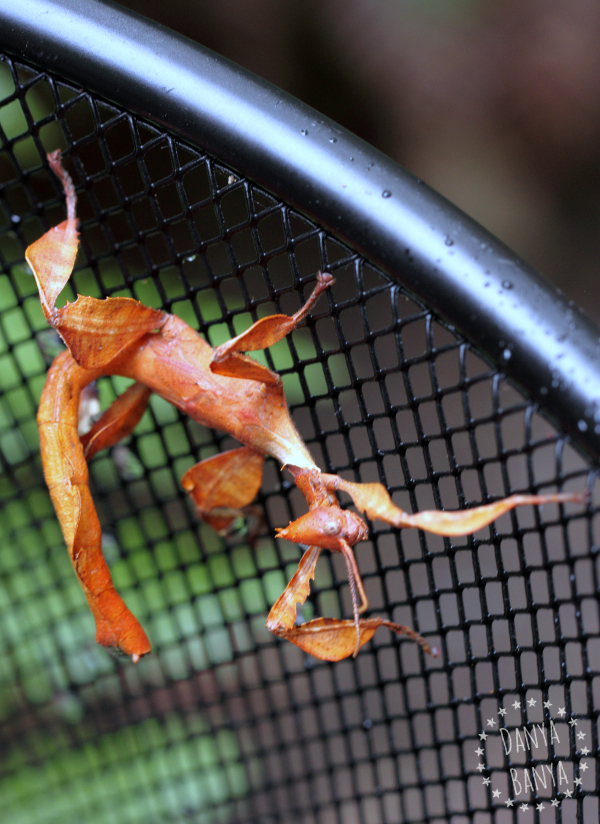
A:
382 190 391 198
444 235 454 246
301 129 308 136
503 349 512 360
502 280 513 289
10 214 20 223
578 419 588 432
540 386 548 395
329 137 337 143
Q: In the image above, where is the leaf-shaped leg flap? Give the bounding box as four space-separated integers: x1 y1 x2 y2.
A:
81 382 152 460
38 350 151 661
25 153 167 369
181 446 264 534
53 295 167 369
275 617 439 662
25 151 79 320
74 483 151 659
266 545 322 632
322 475 588 536
209 272 334 385
267 540 438 662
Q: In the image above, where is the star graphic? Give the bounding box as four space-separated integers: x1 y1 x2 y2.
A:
577 731 586 740
580 746 590 756
580 761 589 771
476 763 486 772
536 803 545 811
527 697 537 707
569 718 578 727
513 700 521 710
543 700 552 709
557 707 566 717
487 718 497 728
475 747 484 756
505 799 515 807
492 789 501 798
483 776 491 786
574 777 582 786
498 707 507 717
564 790 573 798
479 732 488 741
551 798 559 807
520 803 529 811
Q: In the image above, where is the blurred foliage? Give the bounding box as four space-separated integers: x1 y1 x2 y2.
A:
5 714 247 824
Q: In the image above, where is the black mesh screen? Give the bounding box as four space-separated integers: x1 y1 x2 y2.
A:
0 55 598 824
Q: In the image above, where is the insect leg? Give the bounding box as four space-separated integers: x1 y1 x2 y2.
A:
209 272 334 385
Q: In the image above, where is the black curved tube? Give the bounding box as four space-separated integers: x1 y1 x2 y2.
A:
1 0 599 459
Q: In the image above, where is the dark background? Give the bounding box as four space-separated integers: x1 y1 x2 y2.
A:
116 0 600 323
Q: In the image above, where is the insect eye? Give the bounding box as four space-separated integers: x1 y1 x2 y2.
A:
323 517 342 535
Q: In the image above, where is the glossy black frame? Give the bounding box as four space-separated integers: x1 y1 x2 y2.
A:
2 0 599 460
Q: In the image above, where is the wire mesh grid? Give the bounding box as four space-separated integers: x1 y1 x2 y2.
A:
0 55 598 824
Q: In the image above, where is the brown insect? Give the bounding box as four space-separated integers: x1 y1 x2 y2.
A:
27 152 586 663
